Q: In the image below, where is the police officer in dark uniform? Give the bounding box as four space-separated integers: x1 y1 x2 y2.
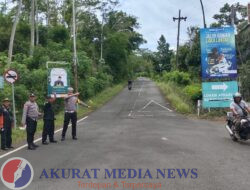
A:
42 94 57 145
0 98 14 150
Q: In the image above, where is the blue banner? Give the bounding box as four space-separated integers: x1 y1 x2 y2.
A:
202 81 238 108
200 27 237 79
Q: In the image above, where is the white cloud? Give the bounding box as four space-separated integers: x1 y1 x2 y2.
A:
119 0 249 51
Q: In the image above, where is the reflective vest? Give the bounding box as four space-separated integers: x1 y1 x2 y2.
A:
0 114 3 129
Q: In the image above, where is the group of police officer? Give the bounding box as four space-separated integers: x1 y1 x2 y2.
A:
0 87 88 151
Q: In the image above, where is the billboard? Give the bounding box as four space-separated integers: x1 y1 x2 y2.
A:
202 81 238 108
200 27 237 79
48 68 69 98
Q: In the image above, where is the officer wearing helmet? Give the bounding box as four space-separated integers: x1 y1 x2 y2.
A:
230 92 250 138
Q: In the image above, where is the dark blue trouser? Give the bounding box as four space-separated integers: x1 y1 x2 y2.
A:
62 112 77 138
42 120 55 142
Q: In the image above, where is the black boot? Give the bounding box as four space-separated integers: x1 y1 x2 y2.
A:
32 143 39 148
28 144 36 150
42 141 49 145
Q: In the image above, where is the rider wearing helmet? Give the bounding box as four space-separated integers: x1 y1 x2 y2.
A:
230 92 250 138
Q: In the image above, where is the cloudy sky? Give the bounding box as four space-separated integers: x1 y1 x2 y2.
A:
119 0 249 51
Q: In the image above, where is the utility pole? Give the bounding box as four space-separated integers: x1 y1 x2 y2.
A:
72 0 78 92
199 0 207 28
173 10 187 69
100 13 104 62
99 4 106 68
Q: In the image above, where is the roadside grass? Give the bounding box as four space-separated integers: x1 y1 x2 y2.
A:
157 81 228 120
157 82 194 114
11 83 125 145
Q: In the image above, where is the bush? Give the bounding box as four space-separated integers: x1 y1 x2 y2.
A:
95 72 113 93
162 71 191 85
183 84 202 102
79 77 97 99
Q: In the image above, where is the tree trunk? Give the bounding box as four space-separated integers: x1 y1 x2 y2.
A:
7 0 22 67
72 0 78 92
46 0 50 26
35 0 39 45
30 0 35 56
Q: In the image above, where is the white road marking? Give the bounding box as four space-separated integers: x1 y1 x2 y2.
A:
161 137 168 141
128 110 133 117
0 116 88 159
138 82 144 96
134 115 154 117
152 100 173 112
141 100 153 110
128 81 144 117
139 100 173 112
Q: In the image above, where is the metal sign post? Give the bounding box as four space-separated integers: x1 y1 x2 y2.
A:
4 69 18 129
11 83 16 129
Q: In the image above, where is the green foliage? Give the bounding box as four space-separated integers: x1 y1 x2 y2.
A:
0 0 150 126
162 71 191 86
48 25 69 43
183 84 202 102
213 3 247 26
104 32 130 81
155 35 173 72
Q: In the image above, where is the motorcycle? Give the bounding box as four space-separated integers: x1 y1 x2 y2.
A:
225 112 250 141
128 81 132 90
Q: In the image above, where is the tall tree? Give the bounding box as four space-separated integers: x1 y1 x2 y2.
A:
156 35 173 72
35 0 39 45
30 0 35 56
212 3 247 26
8 0 22 66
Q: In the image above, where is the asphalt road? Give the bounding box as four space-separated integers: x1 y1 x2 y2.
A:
0 78 250 190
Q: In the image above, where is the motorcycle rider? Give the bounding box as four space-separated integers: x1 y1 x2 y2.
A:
230 92 250 139
128 79 132 90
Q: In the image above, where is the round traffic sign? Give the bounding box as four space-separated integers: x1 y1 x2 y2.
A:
4 69 18 84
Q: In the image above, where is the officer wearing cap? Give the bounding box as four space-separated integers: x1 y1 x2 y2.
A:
42 94 57 145
0 98 14 150
61 87 80 141
22 93 42 150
